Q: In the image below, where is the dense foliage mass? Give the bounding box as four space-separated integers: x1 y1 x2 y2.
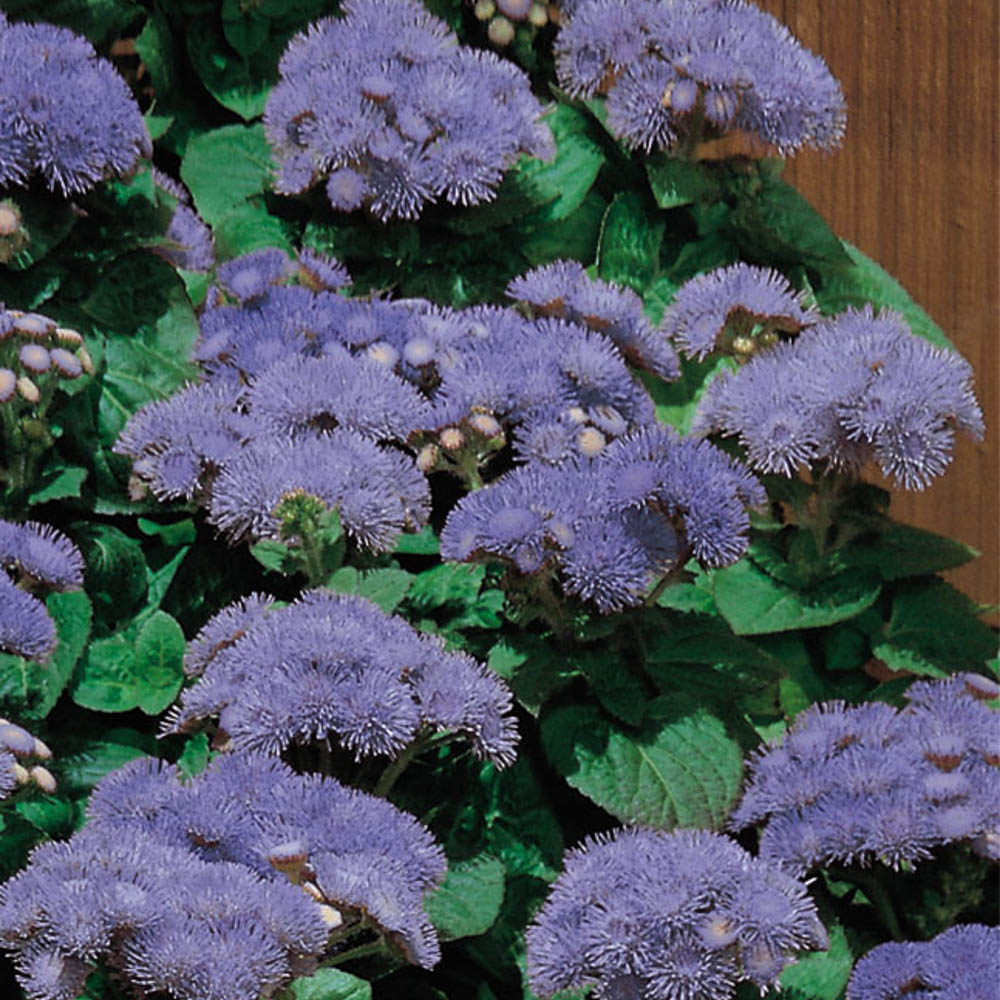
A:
0 1 994 999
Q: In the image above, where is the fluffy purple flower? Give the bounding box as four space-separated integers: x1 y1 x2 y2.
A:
245 349 432 442
0 575 57 661
526 827 827 999
0 15 150 195
207 431 429 551
150 168 214 272
731 676 1000 872
663 263 819 360
217 248 296 302
442 426 762 610
0 518 84 591
509 261 681 380
847 924 1000 1000
163 589 518 766
80 753 447 970
264 0 553 220
694 305 985 488
555 0 845 155
296 247 351 291
114 382 254 500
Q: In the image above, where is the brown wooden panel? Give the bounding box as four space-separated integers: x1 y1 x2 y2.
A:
752 0 999 617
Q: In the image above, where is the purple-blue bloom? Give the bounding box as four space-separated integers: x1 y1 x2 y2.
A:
265 0 553 220
730 675 1000 872
441 425 762 610
150 168 214 273
0 15 150 195
847 924 1000 1000
526 827 827 999
694 305 985 488
555 0 846 155
164 589 518 766
663 263 819 361
216 249 295 302
0 575 56 661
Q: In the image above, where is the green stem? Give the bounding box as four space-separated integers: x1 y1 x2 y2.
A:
323 938 387 968
832 866 905 941
373 730 435 798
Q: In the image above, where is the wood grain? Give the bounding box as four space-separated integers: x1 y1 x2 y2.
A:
752 0 999 616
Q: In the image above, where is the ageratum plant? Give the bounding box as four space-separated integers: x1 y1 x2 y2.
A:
0 1 994 999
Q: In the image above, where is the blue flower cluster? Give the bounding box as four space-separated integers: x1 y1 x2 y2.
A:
847 923 999 1000
526 827 827 999
0 518 84 662
1 307 91 408
264 0 553 220
116 249 670 541
507 259 680 379
686 295 984 488
163 589 518 766
150 168 215 273
0 15 150 196
661 262 818 361
730 674 1000 872
0 753 447 999
554 0 846 155
0 720 55 802
441 424 764 611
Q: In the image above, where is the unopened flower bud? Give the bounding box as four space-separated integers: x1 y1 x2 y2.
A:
302 881 324 902
31 737 52 760
757 330 779 349
474 0 496 19
30 765 56 794
19 343 50 374
21 419 49 442
962 673 1000 701
731 335 755 356
12 762 30 786
16 376 40 404
547 519 574 548
922 733 966 772
497 0 532 19
0 723 36 755
577 426 606 457
55 327 83 347
567 406 587 424
416 444 439 473
403 336 435 366
0 203 20 236
268 840 309 882
439 427 464 451
469 412 502 438
77 347 95 375
487 15 515 46
528 3 548 27
318 903 343 929
0 368 15 403
367 341 399 368
50 348 83 378
12 313 52 338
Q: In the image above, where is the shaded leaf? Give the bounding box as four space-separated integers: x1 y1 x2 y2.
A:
27 466 88 506
836 523 978 581
35 591 92 718
426 853 506 941
598 190 665 291
134 611 186 715
289 969 371 1000
779 921 854 1000
646 156 720 209
542 697 743 829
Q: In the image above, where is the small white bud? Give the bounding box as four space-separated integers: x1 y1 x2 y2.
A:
30 765 57 794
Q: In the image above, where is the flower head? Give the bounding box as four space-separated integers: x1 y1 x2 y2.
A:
264 0 552 220
555 0 845 155
0 15 150 195
526 827 826 999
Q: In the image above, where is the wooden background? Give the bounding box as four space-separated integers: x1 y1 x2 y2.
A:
750 0 999 618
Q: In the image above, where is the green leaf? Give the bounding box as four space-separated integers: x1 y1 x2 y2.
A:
713 558 881 635
836 523 978 581
393 526 440 555
576 648 649 726
180 124 274 227
71 523 148 622
288 968 372 1000
134 611 186 715
70 634 140 713
356 568 413 613
646 156 720 209
176 733 212 780
518 188 607 268
35 591 92 718
186 19 276 121
779 922 854 1000
212 200 294 260
728 175 852 267
813 241 956 351
542 697 743 829
426 853 506 941
137 518 198 547
597 191 665 291
488 635 580 715
874 579 997 676
406 563 487 610
508 103 605 222
15 798 77 838
27 465 88 505
251 539 299 576
58 739 149 793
